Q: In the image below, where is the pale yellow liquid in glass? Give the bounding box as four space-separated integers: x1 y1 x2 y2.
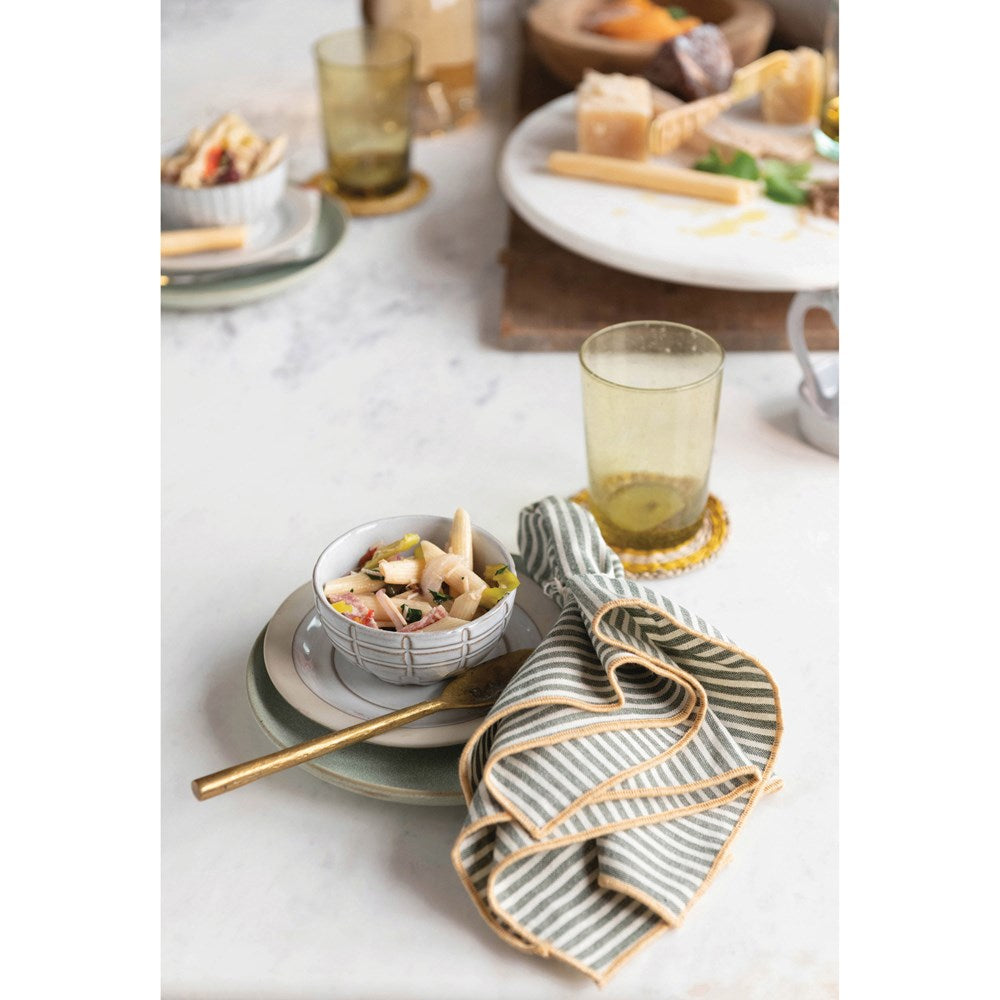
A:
591 474 706 549
326 140 409 197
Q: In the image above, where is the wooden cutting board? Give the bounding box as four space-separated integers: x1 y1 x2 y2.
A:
497 38 838 352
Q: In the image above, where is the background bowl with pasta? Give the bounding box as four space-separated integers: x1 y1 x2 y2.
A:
312 513 518 686
160 113 289 227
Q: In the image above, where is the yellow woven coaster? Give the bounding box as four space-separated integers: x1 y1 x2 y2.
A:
570 491 730 578
304 170 431 216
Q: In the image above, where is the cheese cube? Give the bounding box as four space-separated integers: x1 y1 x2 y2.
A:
576 70 652 161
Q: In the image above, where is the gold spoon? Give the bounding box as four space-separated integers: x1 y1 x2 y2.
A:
161 252 330 287
191 647 533 801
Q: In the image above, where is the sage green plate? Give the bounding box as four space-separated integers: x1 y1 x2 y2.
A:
246 628 466 806
162 195 349 311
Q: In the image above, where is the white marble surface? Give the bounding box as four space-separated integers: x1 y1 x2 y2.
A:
162 2 837 997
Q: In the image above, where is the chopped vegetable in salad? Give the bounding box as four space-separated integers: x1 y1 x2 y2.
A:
322 508 519 632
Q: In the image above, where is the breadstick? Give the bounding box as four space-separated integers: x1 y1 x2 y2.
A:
547 151 758 204
648 91 734 156
729 50 793 103
648 50 794 156
160 225 247 256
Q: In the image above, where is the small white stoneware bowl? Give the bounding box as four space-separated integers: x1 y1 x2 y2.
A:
160 147 288 227
312 514 517 686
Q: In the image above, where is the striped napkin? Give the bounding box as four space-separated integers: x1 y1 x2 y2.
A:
451 497 783 985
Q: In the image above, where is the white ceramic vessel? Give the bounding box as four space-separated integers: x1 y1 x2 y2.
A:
499 93 839 291
312 514 516 685
787 288 839 456
160 196 348 311
161 149 288 227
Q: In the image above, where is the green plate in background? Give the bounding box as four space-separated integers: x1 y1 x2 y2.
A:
246 628 466 806
162 195 349 311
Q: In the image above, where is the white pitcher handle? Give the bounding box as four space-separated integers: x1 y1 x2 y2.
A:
787 289 839 406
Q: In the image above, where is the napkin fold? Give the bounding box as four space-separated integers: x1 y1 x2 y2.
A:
451 497 783 985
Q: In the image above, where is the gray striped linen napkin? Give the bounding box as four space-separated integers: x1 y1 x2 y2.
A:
451 497 783 985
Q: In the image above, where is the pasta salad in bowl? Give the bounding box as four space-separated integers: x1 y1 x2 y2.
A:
161 112 289 227
312 510 519 686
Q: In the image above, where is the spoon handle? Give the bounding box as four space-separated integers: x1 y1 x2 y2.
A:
192 698 447 801
162 253 328 286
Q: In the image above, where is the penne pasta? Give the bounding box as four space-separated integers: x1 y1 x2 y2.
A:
253 135 288 177
161 112 287 188
419 540 446 561
323 572 382 598
450 589 484 621
421 553 465 595
376 589 408 630
378 557 422 585
321 513 520 632
177 114 238 188
444 565 487 595
448 507 474 568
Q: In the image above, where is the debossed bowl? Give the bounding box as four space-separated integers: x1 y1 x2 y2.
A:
312 514 516 686
160 140 288 227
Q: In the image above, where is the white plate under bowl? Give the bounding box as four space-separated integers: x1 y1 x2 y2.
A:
263 566 559 749
160 196 348 311
247 630 465 805
161 186 320 273
499 93 838 292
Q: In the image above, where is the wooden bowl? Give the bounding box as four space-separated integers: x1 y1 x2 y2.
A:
526 0 776 86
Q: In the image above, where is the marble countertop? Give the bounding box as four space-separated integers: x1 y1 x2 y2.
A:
161 2 837 997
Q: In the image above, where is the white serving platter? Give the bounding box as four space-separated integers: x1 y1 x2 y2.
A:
499 93 838 291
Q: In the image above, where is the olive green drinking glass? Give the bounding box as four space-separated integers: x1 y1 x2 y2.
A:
580 321 724 550
314 27 414 198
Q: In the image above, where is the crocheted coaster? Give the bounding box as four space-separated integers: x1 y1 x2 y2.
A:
304 170 430 216
570 490 729 578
